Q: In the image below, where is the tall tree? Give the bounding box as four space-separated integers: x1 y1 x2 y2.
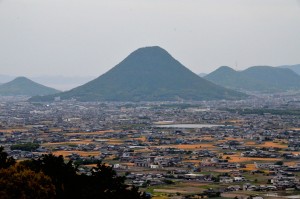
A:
26 154 77 198
25 154 149 199
0 146 15 169
0 165 55 199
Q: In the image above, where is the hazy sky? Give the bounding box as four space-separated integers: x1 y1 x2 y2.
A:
0 0 300 77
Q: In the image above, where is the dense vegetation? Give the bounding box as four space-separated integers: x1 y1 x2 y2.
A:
30 46 245 102
0 165 56 199
74 158 100 165
0 147 148 199
11 143 40 151
0 77 60 96
205 65 300 92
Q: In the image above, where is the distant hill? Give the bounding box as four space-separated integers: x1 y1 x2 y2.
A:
30 46 246 102
204 66 300 92
279 64 300 75
0 77 60 96
0 75 95 91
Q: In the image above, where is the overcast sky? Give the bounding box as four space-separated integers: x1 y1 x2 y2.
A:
0 0 300 77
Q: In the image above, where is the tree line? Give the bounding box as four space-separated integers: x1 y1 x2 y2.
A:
0 146 149 199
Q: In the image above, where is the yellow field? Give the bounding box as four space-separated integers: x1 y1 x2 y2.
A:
42 140 94 146
133 136 147 142
285 162 296 166
49 128 62 132
153 189 187 194
107 140 123 145
243 164 256 171
290 128 300 131
151 182 206 197
246 141 287 149
0 128 28 133
152 196 169 199
64 130 116 136
159 143 215 150
52 150 100 157
224 119 244 123
225 155 281 163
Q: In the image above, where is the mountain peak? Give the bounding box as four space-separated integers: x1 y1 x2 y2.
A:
244 65 274 71
206 66 236 77
133 46 167 54
12 76 33 83
15 76 27 79
117 46 177 71
127 46 169 58
218 66 235 71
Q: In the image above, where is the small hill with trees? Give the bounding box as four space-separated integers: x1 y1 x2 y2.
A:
0 77 60 96
205 65 300 92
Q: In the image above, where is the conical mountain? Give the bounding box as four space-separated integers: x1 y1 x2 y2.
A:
205 65 300 92
0 77 60 96
30 46 246 102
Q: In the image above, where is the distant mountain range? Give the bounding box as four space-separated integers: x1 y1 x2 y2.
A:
30 46 246 102
204 66 300 92
0 77 60 96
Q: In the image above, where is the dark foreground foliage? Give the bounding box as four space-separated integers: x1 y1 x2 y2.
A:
0 147 149 199
0 165 56 199
0 146 16 169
